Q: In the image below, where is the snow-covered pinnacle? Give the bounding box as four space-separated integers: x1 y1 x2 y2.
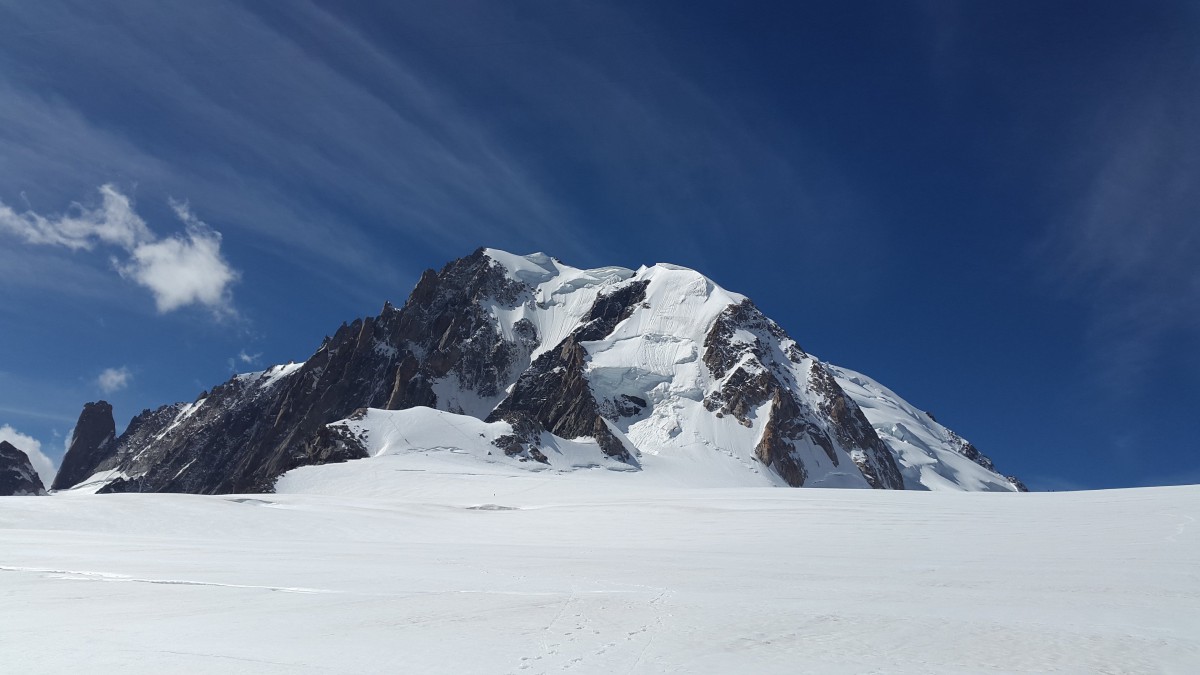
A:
53 247 1023 494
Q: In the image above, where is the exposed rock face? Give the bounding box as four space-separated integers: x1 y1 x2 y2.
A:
754 390 814 486
807 362 904 490
52 401 117 490
0 441 46 496
385 251 536 412
701 300 903 489
487 280 650 463
54 249 547 494
51 248 1022 494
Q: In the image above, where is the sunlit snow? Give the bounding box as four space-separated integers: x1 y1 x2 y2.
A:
2 469 1196 672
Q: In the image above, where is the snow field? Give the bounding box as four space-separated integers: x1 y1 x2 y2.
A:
2 473 1196 673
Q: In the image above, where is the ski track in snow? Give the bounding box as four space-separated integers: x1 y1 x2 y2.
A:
2 477 1198 673
0 566 334 594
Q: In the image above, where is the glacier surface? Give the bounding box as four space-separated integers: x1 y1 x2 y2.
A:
2 467 1197 673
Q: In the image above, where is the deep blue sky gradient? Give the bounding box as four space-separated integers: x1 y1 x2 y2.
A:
1 1 1197 489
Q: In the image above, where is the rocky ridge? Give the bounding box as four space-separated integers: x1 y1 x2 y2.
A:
52 248 1025 494
0 440 46 496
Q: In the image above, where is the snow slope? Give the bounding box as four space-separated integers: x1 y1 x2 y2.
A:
2 473 1197 673
831 365 1024 492
481 248 636 363
280 406 779 494
317 406 637 475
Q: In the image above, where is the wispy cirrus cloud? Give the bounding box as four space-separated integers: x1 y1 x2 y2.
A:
916 4 1199 395
0 185 239 315
0 183 150 250
0 0 867 300
1041 77 1200 392
0 0 578 297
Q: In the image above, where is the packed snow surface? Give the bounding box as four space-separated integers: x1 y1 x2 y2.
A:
3 465 1197 673
321 406 637 474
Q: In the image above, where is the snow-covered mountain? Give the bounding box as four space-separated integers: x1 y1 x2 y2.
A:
54 248 1024 494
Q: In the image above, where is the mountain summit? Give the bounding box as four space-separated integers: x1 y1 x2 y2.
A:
54 248 1024 494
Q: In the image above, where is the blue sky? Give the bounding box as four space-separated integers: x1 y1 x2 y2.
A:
1 1 1197 490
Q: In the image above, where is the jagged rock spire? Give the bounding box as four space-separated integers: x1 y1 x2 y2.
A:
52 401 117 490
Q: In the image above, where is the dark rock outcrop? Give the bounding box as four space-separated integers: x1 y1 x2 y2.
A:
702 300 903 489
487 280 650 463
52 401 117 490
51 249 553 494
807 361 904 490
754 390 814 486
0 440 46 496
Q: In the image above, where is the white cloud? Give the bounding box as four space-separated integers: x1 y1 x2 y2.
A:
117 206 239 314
97 367 132 394
227 349 262 373
0 185 239 315
0 183 153 251
0 424 57 488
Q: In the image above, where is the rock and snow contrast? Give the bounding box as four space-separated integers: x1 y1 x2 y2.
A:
0 441 46 496
52 248 1023 495
6 248 1199 673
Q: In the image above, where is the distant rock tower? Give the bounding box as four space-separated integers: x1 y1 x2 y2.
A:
0 440 47 496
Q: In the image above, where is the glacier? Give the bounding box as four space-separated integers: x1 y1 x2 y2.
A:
2 476 1197 672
